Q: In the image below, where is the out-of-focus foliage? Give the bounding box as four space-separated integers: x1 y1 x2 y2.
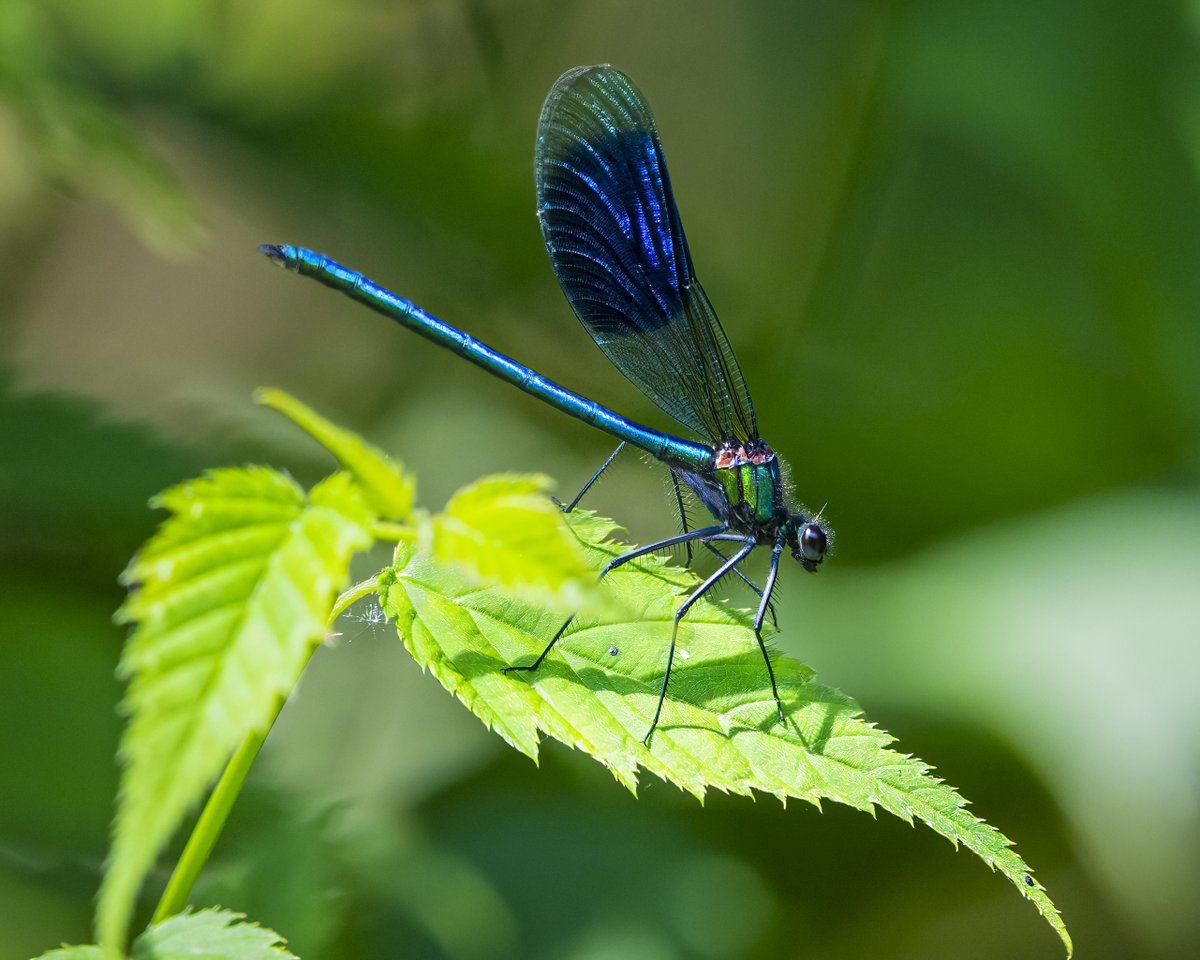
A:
427 474 592 610
2 0 1196 958
0 0 198 254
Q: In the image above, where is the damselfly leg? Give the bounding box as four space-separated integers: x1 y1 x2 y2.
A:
704 541 778 629
644 537 756 742
503 523 728 675
554 441 626 513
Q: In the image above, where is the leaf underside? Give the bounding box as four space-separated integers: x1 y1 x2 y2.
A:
380 510 1072 955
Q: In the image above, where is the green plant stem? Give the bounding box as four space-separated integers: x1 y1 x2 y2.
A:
151 719 270 923
151 577 380 925
371 520 416 542
331 575 380 619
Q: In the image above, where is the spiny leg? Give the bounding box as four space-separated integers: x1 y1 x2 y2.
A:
752 539 787 725
704 541 778 629
503 523 730 675
644 538 757 745
594 523 729 577
555 441 625 513
669 471 694 564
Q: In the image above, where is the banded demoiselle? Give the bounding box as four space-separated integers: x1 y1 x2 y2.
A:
261 65 832 743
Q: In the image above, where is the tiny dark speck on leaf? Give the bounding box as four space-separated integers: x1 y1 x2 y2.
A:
608 646 619 656
1025 875 1034 887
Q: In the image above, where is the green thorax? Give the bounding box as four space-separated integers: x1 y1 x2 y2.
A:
713 441 784 528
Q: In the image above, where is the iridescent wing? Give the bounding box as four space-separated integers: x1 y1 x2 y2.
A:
535 64 758 444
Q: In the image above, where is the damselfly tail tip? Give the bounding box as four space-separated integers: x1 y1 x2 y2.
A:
258 243 294 267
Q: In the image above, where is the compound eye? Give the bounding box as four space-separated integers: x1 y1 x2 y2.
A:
799 523 827 564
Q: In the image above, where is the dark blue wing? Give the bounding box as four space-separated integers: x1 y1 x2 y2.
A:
534 65 757 444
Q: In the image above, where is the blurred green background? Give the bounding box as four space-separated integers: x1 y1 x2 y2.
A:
2 1 1198 957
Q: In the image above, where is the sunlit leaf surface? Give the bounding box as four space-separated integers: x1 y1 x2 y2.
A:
32 947 103 960
257 388 415 520
430 473 592 610
381 511 1072 955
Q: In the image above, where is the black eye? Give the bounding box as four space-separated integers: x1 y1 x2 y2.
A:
799 523 827 563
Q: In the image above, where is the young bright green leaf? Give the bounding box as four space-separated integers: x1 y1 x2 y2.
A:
380 510 1072 956
256 387 415 519
133 908 296 960
97 467 372 956
429 473 593 610
32 948 103 960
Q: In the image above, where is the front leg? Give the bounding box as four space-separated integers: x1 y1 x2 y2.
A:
644 537 758 744
704 541 778 629
751 539 787 725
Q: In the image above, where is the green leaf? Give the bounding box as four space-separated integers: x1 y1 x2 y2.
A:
29 909 294 960
31 948 104 960
133 908 296 960
380 510 1072 956
256 387 415 520
428 473 593 609
97 467 372 955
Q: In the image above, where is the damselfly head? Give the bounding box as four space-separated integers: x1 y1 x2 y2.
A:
790 517 830 573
